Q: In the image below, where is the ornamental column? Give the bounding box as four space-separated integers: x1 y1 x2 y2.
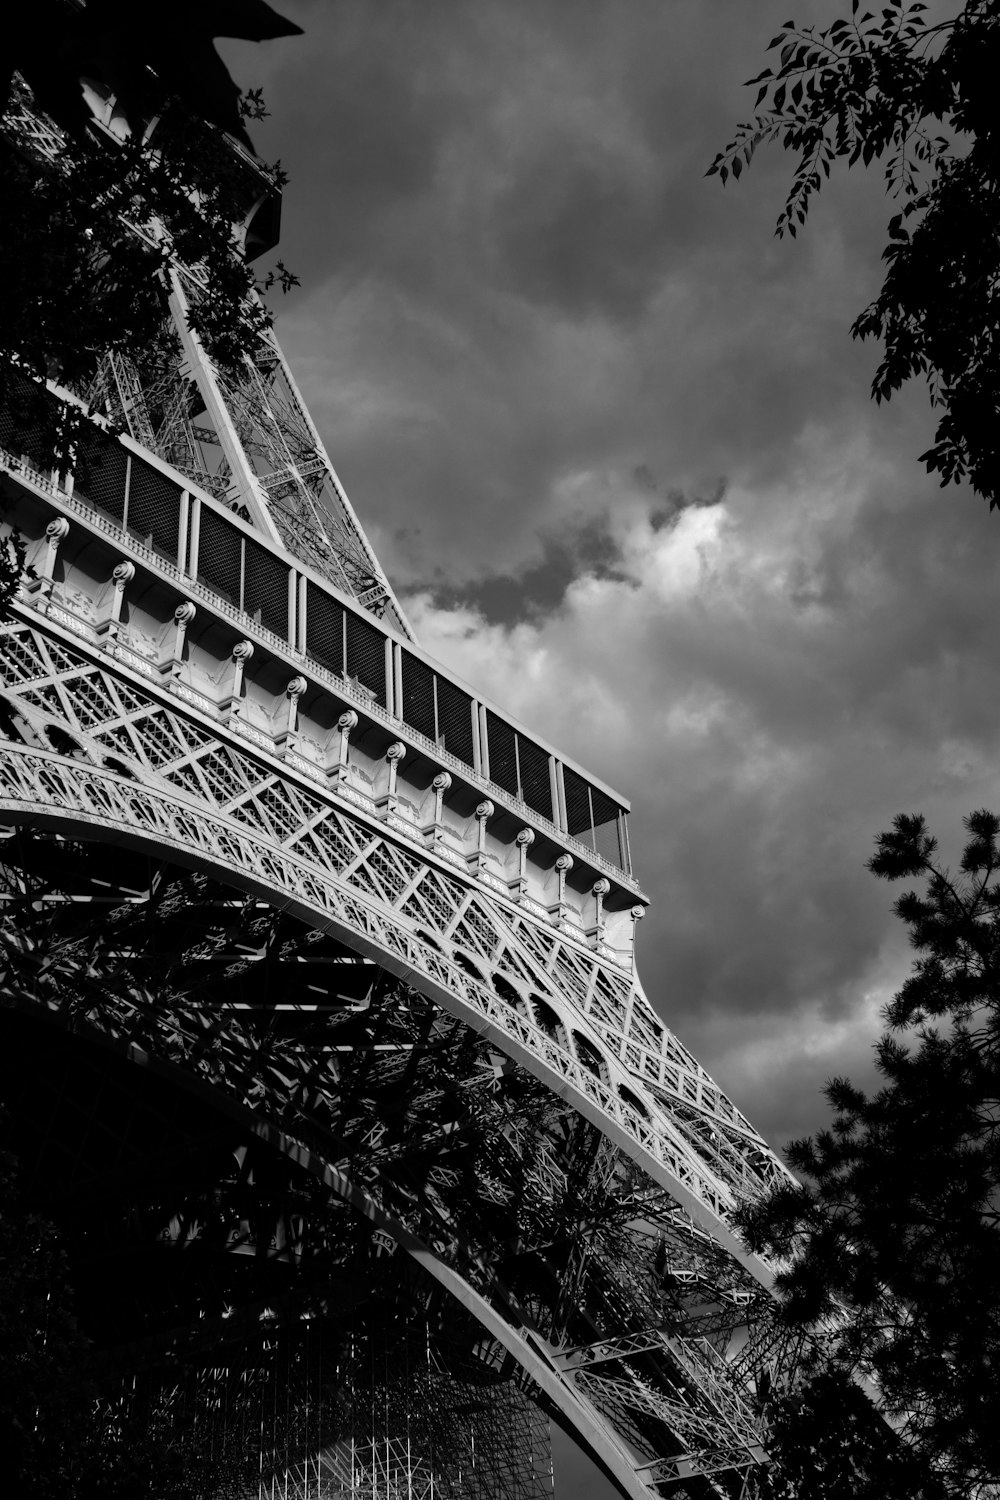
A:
510 827 535 898
96 559 134 640
377 741 407 815
218 639 254 717
424 771 452 847
330 709 357 783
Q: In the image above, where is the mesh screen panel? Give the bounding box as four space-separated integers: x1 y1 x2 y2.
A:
243 536 290 640
485 711 518 797
197 504 242 607
517 736 552 821
305 582 344 675
0 373 54 470
346 613 386 705
127 456 180 561
436 677 475 767
590 785 620 831
562 766 592 840
590 786 623 868
74 429 127 525
401 652 436 741
595 818 623 869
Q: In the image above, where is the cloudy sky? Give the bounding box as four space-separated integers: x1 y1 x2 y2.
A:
217 1 997 1489
219 0 1000 1152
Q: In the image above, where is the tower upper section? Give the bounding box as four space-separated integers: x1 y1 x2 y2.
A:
3 17 415 637
1 6 642 913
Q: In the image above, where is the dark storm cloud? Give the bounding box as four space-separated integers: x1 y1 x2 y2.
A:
239 1 469 260
226 0 888 592
492 136 672 319
222 2 1000 1167
408 394 1000 1151
429 516 632 622
418 470 722 624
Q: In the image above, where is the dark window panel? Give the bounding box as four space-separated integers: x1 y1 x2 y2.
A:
243 535 290 640
305 581 344 675
517 735 552 821
590 785 621 832
401 652 436 741
127 456 180 561
436 676 475 767
0 373 55 472
562 766 593 840
346 611 386 705
486 710 518 797
73 428 128 526
196 504 242 607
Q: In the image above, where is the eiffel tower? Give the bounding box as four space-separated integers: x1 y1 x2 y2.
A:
0 35 797 1500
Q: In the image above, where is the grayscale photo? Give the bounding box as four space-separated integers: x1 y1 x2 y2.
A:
1 3 997 1498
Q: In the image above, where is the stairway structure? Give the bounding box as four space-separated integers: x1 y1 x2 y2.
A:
0 53 797 1500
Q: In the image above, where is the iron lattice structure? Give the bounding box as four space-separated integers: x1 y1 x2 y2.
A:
0 59 802 1500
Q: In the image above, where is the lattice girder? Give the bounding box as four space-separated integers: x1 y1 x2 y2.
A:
0 995 552 1499
0 77 411 635
0 607 789 1256
0 65 800 1497
0 512 785 1484
0 841 771 1498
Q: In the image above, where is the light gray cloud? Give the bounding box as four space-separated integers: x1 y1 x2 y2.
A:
407 411 1000 1149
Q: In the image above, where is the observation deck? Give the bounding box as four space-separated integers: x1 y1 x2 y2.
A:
1 399 646 968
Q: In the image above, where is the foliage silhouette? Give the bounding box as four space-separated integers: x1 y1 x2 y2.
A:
0 1134 229 1499
709 1 1000 507
737 810 1000 1494
0 0 300 468
759 1366 947 1500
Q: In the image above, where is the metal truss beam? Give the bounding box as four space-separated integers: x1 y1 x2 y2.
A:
0 882 770 1500
0 69 802 1497
0 732 769 1284
0 609 791 1222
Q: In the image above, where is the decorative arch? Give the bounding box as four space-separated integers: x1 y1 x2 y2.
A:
0 740 768 1283
0 826 767 1500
